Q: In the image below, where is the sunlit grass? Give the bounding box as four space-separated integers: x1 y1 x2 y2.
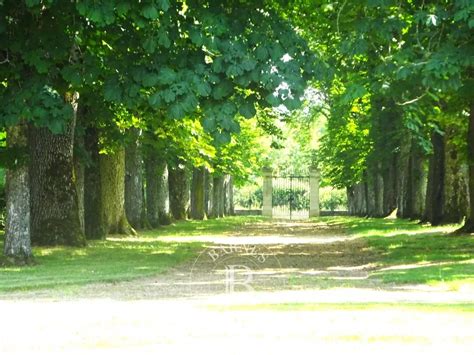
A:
320 216 474 287
0 238 202 293
0 216 268 293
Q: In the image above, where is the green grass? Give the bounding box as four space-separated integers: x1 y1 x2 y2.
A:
324 216 474 287
1 215 473 293
0 216 265 293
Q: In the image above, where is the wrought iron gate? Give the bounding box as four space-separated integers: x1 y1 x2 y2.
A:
272 173 310 219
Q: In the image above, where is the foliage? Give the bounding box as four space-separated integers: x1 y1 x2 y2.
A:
277 0 474 188
272 187 309 211
234 184 263 209
0 0 316 144
319 187 347 211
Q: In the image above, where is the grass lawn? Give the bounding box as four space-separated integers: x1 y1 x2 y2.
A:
0 216 264 293
328 217 474 288
0 215 473 293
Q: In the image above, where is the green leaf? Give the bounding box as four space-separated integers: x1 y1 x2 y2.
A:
195 81 212 97
212 80 233 100
142 5 159 19
189 29 203 46
212 57 225 73
157 68 177 85
239 102 256 119
143 37 157 53
256 46 268 61
202 116 216 132
265 93 280 107
157 0 170 11
104 78 122 102
168 102 186 119
25 0 40 8
61 67 82 87
148 92 162 108
162 89 176 103
158 30 171 48
142 73 160 87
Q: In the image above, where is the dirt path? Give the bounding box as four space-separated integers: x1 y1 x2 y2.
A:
1 219 473 354
4 219 471 301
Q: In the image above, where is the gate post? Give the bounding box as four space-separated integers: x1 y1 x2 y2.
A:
262 167 273 217
309 167 320 217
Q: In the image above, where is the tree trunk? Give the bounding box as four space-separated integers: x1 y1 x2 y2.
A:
409 144 426 220
28 98 85 246
422 131 445 225
84 127 107 239
228 176 235 216
190 166 206 220
211 175 225 218
158 163 172 225
347 183 367 216
74 127 85 234
125 129 145 229
204 169 213 217
397 135 412 219
442 126 469 224
145 152 164 228
382 154 398 216
100 148 135 235
168 162 189 220
3 123 33 264
460 101 474 232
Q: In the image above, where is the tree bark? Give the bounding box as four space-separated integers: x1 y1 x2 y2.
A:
144 151 163 228
211 175 225 218
28 96 85 246
84 127 107 239
409 144 426 220
168 162 189 220
442 126 469 224
190 166 206 220
397 135 412 219
125 128 146 229
74 126 85 234
228 176 235 216
460 101 474 232
422 130 445 225
382 154 398 216
100 148 135 235
204 169 213 217
347 183 367 216
158 163 172 225
3 123 33 264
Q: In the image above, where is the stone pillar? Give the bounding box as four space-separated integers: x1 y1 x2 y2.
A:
262 167 273 217
310 167 320 217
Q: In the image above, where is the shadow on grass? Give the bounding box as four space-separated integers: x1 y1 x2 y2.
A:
0 237 203 293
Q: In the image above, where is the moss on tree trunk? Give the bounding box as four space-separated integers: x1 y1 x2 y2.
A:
347 183 367 216
422 131 445 226
100 148 135 235
125 129 146 229
459 101 474 233
211 175 225 218
190 167 206 220
168 162 189 220
442 125 469 224
3 123 33 265
28 100 85 247
84 127 107 239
